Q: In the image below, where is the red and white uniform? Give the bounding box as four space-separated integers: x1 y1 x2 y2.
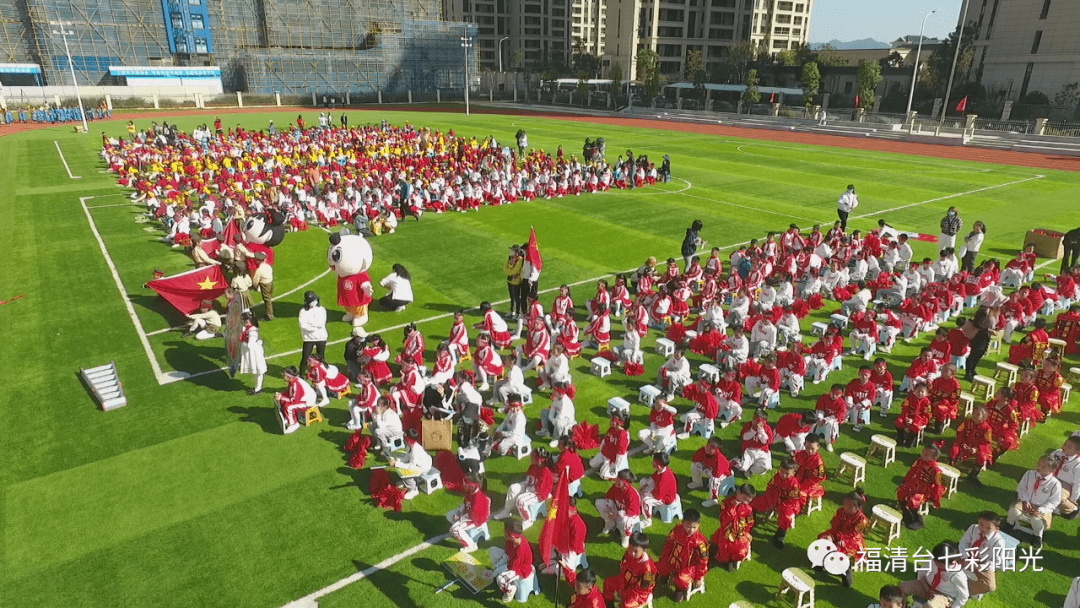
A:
550 294 574 327
448 319 469 358
277 375 317 426
397 330 425 367
582 311 611 345
480 309 512 348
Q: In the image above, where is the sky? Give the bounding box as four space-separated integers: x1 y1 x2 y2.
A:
807 0 964 44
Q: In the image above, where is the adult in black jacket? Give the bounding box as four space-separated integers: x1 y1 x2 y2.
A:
681 219 704 271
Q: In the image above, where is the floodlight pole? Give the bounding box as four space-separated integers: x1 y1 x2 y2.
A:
939 0 971 127
905 9 937 118
52 21 89 134
498 36 510 73
461 28 473 116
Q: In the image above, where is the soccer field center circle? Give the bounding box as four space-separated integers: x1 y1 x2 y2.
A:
4 106 1079 608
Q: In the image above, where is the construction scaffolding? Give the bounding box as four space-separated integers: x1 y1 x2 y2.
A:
1 0 473 95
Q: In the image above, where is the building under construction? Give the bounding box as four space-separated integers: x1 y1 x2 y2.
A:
0 0 476 95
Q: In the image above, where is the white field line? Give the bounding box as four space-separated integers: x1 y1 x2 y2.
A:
80 197 165 383
277 446 647 608
84 203 131 209
54 141 82 179
849 174 1046 219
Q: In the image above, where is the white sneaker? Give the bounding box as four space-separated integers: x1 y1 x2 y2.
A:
621 535 631 548
284 423 300 434
676 432 691 440
687 481 704 489
853 424 863 432
492 511 509 520
403 489 419 500
701 499 718 508
478 383 490 392
346 420 360 431
826 443 835 452
549 440 559 448
639 518 653 529
501 591 515 602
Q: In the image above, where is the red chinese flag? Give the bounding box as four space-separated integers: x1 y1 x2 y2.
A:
200 237 221 260
769 92 775 103
538 469 570 569
854 95 860 108
955 96 968 112
146 266 228 314
526 227 543 272
220 218 240 248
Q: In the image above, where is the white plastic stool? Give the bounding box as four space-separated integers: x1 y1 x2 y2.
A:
514 570 541 603
607 397 631 417
466 522 491 543
993 362 1019 387
939 463 961 499
567 478 583 498
520 386 534 405
513 441 533 460
655 338 676 357
811 322 829 337
971 375 996 401
870 504 903 545
691 418 714 439
420 469 443 495
590 357 612 378
959 392 975 419
387 434 406 453
652 494 684 523
1048 338 1067 360
777 567 815 608
699 363 721 383
805 495 822 515
867 434 897 467
639 384 662 406
1062 383 1072 404
829 313 849 329
835 452 867 488
524 499 548 523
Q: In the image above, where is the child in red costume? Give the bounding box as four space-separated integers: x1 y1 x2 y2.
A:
658 508 710 602
487 519 534 602
751 458 802 549
987 386 1021 459
896 444 945 530
816 489 868 588
948 406 993 486
710 483 757 571
563 569 605 608
1013 364 1042 425
1035 357 1065 418
794 433 827 514
895 382 931 448
602 533 657 608
928 364 961 433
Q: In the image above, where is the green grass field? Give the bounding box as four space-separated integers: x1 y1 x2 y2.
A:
2 108 1079 608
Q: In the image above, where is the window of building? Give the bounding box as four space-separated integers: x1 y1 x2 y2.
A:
707 45 727 57
772 39 788 48
476 15 494 24
658 26 684 37
711 0 735 6
194 37 208 52
844 81 853 94
524 4 541 13
479 27 494 34
710 12 735 25
475 3 494 12
659 60 681 73
792 28 800 36
171 13 184 29
794 16 802 24
552 19 564 27
777 1 793 10
660 9 684 21
1031 30 1042 53
524 39 541 48
524 50 541 60
190 14 205 29
1040 0 1051 18
524 16 540 24
1020 61 1035 98
552 8 564 16
552 41 564 49
708 28 733 40
776 14 791 23
774 26 790 35
796 3 805 11
524 27 540 35
462 0 470 10
658 43 682 57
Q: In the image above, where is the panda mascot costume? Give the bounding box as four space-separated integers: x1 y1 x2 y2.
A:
327 232 374 335
240 210 286 274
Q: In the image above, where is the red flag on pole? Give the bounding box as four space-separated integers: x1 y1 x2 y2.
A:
769 91 775 103
538 470 570 569
525 227 543 272
854 95 860 108
220 219 240 248
955 96 968 112
146 265 228 314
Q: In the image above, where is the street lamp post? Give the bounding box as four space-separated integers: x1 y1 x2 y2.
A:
461 28 473 116
905 9 938 118
51 20 89 134
939 0 972 127
498 36 510 73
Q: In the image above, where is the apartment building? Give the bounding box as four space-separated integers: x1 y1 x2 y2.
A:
968 0 1080 101
604 0 813 80
443 0 573 70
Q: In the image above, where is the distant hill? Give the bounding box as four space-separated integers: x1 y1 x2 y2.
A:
809 38 890 50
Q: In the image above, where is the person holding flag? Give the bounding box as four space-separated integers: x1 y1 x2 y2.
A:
539 469 589 579
523 228 543 301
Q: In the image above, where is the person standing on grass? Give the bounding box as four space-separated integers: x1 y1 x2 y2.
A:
252 252 274 321
297 291 327 377
836 185 858 232
504 245 525 319
961 291 1004 382
378 264 414 312
939 207 962 253
681 220 704 272
960 221 986 273
1061 227 1080 275
522 242 541 302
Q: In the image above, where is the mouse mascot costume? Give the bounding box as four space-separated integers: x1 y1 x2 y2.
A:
240 210 286 274
327 232 374 335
